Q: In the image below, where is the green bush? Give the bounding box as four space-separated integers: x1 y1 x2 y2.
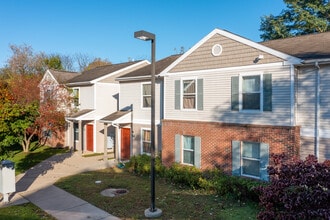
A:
125 155 263 201
125 154 165 176
164 163 202 189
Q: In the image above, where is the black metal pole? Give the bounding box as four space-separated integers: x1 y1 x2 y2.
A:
150 38 156 212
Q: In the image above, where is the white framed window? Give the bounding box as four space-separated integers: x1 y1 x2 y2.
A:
241 75 261 110
141 128 151 154
142 83 151 108
241 142 261 178
174 134 201 168
74 122 79 141
231 73 272 112
183 136 195 165
232 140 269 181
182 79 196 109
174 78 203 111
72 88 80 107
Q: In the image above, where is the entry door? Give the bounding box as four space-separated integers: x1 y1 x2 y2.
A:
86 124 94 151
121 128 131 160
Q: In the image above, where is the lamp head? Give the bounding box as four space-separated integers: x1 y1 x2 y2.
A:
134 30 155 41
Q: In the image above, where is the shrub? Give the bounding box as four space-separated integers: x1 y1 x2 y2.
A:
257 154 330 220
125 154 165 176
164 163 202 189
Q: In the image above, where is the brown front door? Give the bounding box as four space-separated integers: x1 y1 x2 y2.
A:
121 128 130 160
86 124 93 151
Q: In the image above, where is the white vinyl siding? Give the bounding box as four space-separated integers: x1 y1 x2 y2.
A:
165 65 292 126
120 81 162 123
79 86 94 109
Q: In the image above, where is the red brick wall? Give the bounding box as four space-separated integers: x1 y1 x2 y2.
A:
162 120 300 172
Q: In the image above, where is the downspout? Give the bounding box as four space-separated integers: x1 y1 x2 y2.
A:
315 62 320 159
290 65 295 126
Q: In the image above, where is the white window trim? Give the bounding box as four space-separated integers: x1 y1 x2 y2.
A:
140 128 151 155
72 87 80 108
182 135 195 166
240 141 261 179
181 77 198 111
239 72 263 113
141 82 151 109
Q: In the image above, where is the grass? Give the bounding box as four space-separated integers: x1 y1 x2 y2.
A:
0 203 56 220
55 167 259 219
6 144 69 175
0 144 69 219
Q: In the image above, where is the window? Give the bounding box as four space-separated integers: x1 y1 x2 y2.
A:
183 136 195 165
174 134 201 168
242 142 260 177
232 140 269 181
142 83 151 108
141 129 151 154
242 76 260 110
174 78 203 110
231 74 272 111
183 80 196 109
72 88 79 107
74 123 79 141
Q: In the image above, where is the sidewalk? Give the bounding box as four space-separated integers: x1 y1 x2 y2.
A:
0 152 121 220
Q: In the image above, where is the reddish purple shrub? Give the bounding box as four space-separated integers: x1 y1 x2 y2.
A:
257 154 330 220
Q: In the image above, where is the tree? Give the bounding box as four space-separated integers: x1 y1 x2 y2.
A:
84 57 111 71
44 54 64 70
260 0 330 41
0 74 41 153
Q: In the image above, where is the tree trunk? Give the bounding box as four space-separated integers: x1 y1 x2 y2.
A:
22 128 37 152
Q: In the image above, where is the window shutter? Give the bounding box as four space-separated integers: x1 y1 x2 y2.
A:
231 76 239 111
174 134 181 163
260 143 269 181
197 79 203 110
175 80 181 110
263 74 272 111
232 140 241 176
194 136 201 168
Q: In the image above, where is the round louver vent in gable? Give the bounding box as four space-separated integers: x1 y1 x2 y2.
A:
212 44 222 56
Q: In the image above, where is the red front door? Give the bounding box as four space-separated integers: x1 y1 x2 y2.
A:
86 124 93 151
121 128 130 160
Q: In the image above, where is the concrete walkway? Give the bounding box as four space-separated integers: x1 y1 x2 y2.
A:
0 152 120 220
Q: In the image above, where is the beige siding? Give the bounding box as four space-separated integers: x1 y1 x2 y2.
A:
171 34 284 73
165 65 292 126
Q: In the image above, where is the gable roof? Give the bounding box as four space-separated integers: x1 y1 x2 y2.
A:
40 69 80 85
160 28 302 76
66 60 145 84
117 54 181 81
260 31 330 60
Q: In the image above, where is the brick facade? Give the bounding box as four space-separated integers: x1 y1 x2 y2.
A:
162 119 300 172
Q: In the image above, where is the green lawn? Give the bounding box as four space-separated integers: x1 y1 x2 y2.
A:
55 167 259 219
0 145 68 219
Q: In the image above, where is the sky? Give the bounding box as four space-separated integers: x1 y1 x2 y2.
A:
0 0 286 70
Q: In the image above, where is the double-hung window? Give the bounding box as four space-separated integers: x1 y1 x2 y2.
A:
72 88 80 108
174 78 203 110
141 129 151 154
242 75 260 110
231 73 272 111
183 136 195 165
232 140 269 181
183 80 196 109
174 134 201 168
241 142 261 177
142 83 151 108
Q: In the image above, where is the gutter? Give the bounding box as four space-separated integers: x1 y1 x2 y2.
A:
315 62 320 159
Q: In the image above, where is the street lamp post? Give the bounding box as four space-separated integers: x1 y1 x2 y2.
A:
134 30 162 218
